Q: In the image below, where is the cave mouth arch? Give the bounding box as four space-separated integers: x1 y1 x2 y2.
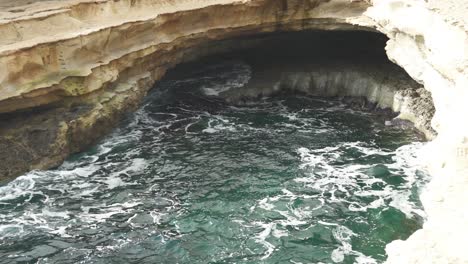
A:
155 29 434 139
0 29 434 263
0 29 435 182
135 29 432 262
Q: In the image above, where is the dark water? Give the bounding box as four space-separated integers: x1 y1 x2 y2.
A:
0 61 428 264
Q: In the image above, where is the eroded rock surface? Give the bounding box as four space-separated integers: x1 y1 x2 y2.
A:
0 0 432 178
0 0 376 179
0 0 466 263
358 1 468 263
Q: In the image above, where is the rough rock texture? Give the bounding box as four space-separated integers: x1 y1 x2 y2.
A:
393 87 436 139
222 60 433 135
0 0 375 180
357 0 468 263
0 0 371 114
0 0 433 177
0 0 465 263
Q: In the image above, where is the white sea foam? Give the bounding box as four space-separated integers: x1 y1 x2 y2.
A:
0 174 39 201
41 208 70 219
78 201 141 223
296 142 429 218
58 164 101 178
0 225 24 238
202 115 237 133
244 141 428 262
201 62 251 96
253 222 276 260
0 65 430 263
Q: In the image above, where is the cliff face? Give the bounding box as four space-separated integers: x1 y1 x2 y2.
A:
359 1 468 263
0 0 374 179
0 0 371 114
0 0 466 263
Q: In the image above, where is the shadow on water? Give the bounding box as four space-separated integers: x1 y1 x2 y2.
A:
0 31 429 264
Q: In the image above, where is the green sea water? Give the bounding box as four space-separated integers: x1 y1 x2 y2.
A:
0 60 428 264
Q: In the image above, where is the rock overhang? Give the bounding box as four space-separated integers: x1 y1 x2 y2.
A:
0 0 467 263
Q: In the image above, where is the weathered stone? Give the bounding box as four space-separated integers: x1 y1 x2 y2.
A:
0 0 466 263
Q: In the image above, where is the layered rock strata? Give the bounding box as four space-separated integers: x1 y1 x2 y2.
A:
0 0 466 263
0 0 376 180
0 0 433 178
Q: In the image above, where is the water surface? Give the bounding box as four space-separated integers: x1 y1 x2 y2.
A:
0 61 428 264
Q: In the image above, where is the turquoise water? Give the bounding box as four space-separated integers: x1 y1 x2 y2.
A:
0 61 428 263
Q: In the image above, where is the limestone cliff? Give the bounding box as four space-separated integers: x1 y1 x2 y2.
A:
357 0 468 263
0 0 466 263
0 0 380 180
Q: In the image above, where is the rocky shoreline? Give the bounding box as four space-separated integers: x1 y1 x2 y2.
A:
0 0 466 263
0 29 436 180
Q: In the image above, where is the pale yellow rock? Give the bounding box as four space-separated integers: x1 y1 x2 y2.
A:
0 0 371 113
0 0 466 263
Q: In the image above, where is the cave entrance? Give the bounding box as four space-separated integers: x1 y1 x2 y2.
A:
159 30 434 139
0 30 433 263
